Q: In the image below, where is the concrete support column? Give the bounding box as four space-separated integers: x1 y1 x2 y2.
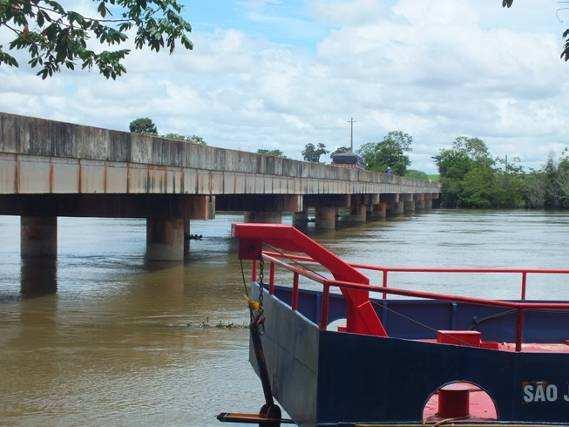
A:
315 206 337 230
292 210 309 229
386 194 404 216
387 199 404 216
374 202 388 219
366 204 377 220
244 211 282 224
350 203 367 224
415 194 425 210
403 195 415 213
20 216 58 297
146 217 185 261
21 216 57 258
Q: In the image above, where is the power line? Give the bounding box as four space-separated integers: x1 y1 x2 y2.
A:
347 117 356 152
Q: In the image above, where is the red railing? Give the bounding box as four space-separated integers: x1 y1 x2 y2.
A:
264 251 569 301
255 251 569 352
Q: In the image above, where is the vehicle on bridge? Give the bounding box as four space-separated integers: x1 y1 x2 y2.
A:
330 151 365 170
219 224 569 426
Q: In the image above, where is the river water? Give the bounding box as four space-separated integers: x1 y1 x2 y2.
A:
1 210 568 426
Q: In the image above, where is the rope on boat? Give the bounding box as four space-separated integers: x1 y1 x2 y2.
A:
370 300 482 348
425 416 469 426
470 308 517 330
239 259 283 425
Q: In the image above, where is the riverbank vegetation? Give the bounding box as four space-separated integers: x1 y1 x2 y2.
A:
434 137 569 209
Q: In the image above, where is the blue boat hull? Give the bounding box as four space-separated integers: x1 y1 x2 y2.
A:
251 285 569 426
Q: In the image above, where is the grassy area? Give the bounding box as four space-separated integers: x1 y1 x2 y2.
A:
405 169 440 182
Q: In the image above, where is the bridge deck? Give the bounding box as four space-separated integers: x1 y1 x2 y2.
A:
0 112 440 196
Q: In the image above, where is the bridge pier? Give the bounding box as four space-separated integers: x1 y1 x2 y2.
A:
366 195 380 221
415 194 426 210
20 216 58 297
344 195 367 224
146 217 185 262
373 201 388 219
395 201 404 214
244 211 282 223
21 216 57 258
403 194 415 213
349 203 367 224
384 194 402 216
292 209 309 229
315 206 337 230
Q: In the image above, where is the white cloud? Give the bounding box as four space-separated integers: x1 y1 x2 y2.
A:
312 0 387 25
1 0 569 172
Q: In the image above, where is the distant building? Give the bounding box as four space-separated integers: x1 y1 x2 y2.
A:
331 151 365 169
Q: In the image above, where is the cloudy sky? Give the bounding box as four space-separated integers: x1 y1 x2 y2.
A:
1 0 569 172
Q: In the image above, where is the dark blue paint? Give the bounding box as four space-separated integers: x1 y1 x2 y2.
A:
257 286 569 425
274 286 569 343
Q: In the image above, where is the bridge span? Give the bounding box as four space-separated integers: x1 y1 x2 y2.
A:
0 112 440 291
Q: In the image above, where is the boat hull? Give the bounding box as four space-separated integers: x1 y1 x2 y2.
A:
251 285 569 426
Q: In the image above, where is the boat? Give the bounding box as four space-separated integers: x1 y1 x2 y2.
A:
218 223 569 426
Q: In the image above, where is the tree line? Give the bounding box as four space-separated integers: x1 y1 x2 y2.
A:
435 137 569 209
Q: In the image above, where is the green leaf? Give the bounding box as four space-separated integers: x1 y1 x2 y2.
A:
1 0 192 79
97 2 107 17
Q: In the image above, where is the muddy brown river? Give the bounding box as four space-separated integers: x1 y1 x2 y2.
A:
1 210 568 425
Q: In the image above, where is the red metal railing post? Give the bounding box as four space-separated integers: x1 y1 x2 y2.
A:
251 260 257 282
515 309 525 352
320 283 330 331
521 272 527 301
292 272 299 310
382 270 388 300
269 262 275 294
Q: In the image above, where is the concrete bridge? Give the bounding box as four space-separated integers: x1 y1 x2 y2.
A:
0 113 440 279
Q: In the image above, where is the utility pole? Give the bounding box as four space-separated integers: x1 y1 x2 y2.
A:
348 117 355 152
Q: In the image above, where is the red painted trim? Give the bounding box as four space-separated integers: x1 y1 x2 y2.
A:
234 223 387 336
263 251 569 274
263 250 569 309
